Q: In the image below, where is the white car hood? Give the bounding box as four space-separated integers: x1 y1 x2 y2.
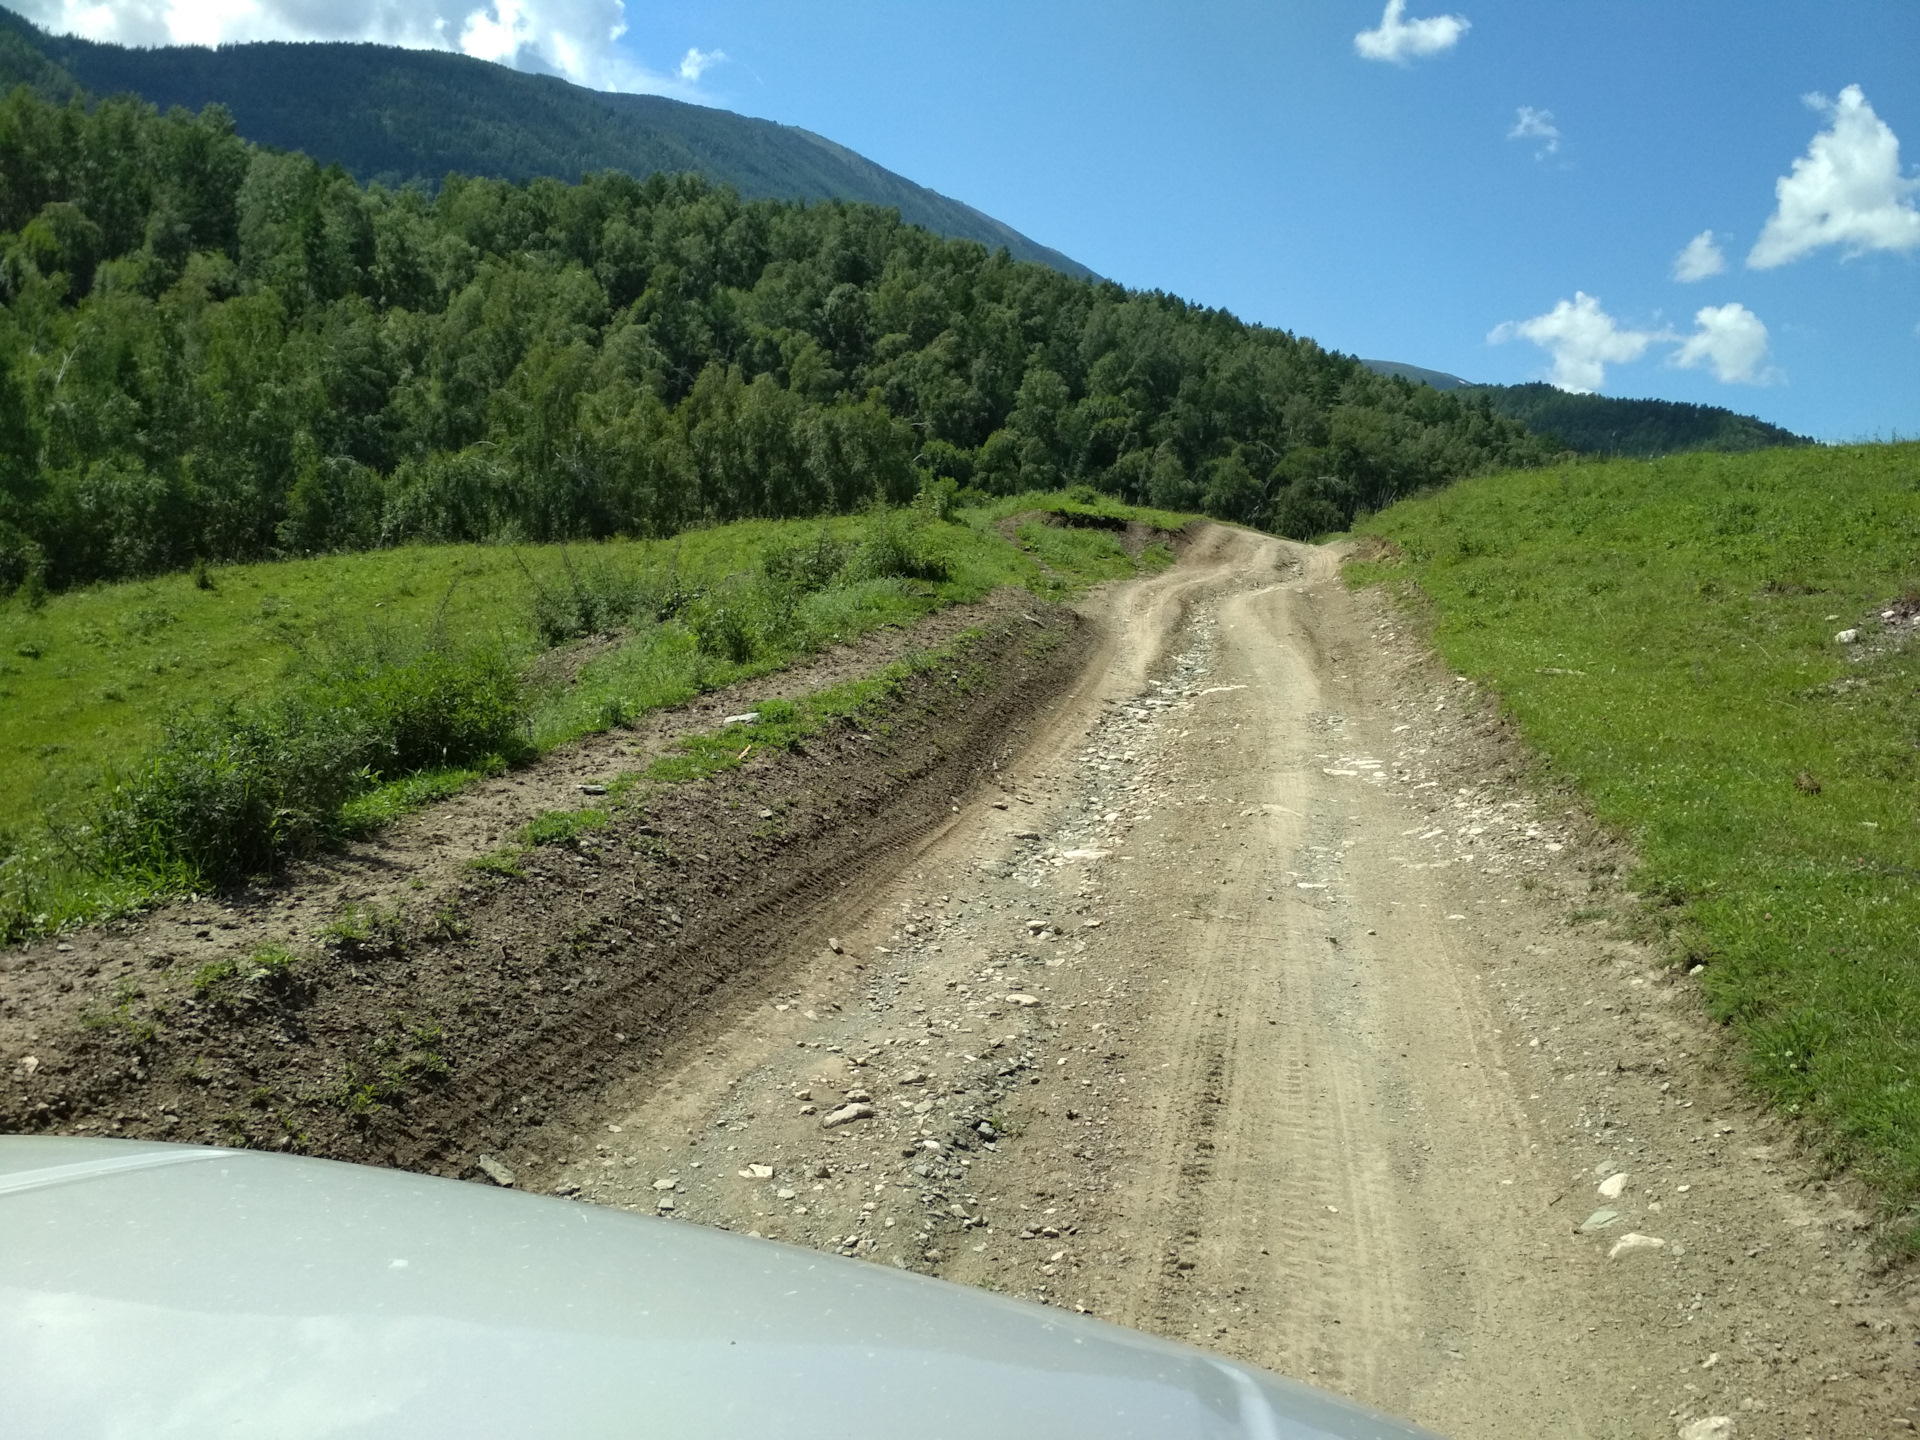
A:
0 1138 1441 1439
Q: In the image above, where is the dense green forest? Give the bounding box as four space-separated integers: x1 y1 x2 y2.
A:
0 83 1554 595
0 5 1090 278
1467 383 1811 459
1363 362 1812 459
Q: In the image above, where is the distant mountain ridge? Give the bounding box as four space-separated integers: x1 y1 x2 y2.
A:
1362 359 1473 391
1363 360 1810 458
0 6 1094 279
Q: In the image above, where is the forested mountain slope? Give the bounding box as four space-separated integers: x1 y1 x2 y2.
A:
0 84 1554 594
1362 360 1812 458
0 6 1091 279
1463 383 1812 458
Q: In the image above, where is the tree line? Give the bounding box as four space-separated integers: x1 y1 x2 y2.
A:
0 83 1558 595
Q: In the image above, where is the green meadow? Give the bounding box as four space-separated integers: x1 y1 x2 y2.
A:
0 493 1179 934
1356 442 1920 1236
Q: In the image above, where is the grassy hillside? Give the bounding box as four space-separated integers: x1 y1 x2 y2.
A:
1355 442 1920 1235
0 493 1181 935
0 6 1091 278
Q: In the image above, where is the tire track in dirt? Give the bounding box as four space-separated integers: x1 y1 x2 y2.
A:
566 527 1920 1440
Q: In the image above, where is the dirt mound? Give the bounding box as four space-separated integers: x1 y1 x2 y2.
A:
1 600 1094 1179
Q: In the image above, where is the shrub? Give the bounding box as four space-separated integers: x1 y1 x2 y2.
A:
857 509 950 582
522 548 653 646
762 528 852 593
88 645 526 889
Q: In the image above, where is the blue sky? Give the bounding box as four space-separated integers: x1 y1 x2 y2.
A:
21 1 1920 440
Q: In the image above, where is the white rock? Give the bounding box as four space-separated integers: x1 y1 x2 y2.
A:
776 1187 796 1200
1005 993 1041 1007
652 1178 678 1191
1679 1418 1734 1440
475 1154 516 1188
822 1103 876 1129
1598 1172 1629 1200
724 712 760 725
739 1163 775 1179
1608 1232 1666 1259
1835 628 1860 644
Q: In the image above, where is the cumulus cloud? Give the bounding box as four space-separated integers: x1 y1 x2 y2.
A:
676 46 725 83
1488 292 1664 393
11 0 710 94
1672 230 1728 282
1749 85 1920 269
1354 0 1469 64
1671 303 1776 385
1507 106 1560 159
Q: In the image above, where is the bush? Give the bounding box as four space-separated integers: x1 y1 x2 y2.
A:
857 509 950 582
762 528 852 593
688 583 766 663
88 645 526 888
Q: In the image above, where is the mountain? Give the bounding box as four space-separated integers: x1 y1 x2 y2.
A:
1459 383 1811 458
1362 359 1473 391
0 6 1094 280
1364 360 1810 458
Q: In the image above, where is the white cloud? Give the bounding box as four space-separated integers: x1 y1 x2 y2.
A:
11 0 713 94
1354 0 1469 64
1672 230 1727 283
1488 292 1664 393
1507 106 1559 159
1671 303 1776 385
676 46 725 83
1749 85 1920 269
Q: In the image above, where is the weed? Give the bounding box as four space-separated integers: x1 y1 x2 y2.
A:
425 904 469 941
191 943 299 1010
468 846 526 879
521 808 609 847
320 902 403 951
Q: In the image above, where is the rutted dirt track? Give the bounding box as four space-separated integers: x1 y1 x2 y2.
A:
8 527 1920 1437
550 529 1918 1440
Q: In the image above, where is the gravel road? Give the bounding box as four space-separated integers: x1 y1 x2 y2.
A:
549 527 1917 1440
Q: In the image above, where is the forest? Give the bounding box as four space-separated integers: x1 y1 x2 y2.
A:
0 83 1556 595
1470 382 1811 459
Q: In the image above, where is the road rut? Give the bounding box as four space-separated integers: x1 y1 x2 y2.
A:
547 527 1917 1440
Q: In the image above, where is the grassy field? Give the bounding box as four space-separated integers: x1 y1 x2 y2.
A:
0 492 1181 933
1354 441 1920 1236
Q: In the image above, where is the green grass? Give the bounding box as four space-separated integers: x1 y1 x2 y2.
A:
1355 442 1920 1234
0 493 1189 935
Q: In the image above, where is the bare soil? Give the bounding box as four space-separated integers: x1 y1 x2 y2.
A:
0 589 1093 1173
7 528 1919 1439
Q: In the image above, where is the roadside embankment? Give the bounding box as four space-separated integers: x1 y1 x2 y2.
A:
0 592 1093 1175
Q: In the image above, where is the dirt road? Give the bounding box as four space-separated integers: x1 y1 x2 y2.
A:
549 528 1917 1439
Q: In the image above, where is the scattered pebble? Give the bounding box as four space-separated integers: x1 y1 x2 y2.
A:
475 1154 516 1188
822 1102 876 1129
1607 1233 1666 1260
1598 1172 1629 1200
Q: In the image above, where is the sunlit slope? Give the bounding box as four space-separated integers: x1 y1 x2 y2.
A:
1357 443 1920 1230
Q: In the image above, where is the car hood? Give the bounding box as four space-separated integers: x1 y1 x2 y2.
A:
0 1138 1440 1439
